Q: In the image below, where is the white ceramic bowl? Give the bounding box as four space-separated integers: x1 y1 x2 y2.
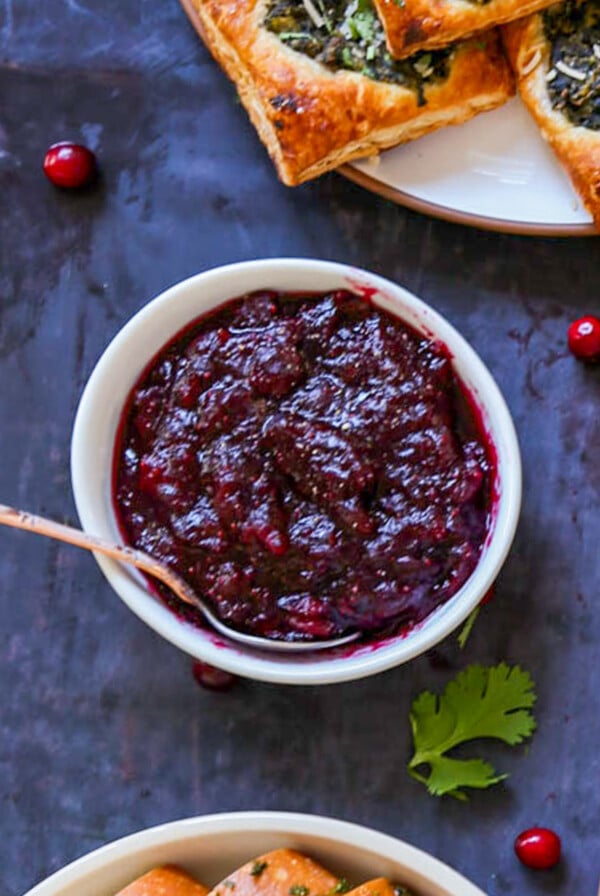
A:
71 258 521 685
22 812 486 896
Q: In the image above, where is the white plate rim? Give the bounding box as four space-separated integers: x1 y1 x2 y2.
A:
340 164 596 237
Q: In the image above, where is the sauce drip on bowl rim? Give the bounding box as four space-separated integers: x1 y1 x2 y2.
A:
113 289 494 643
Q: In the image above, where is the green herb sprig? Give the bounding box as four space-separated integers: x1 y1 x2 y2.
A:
408 663 537 800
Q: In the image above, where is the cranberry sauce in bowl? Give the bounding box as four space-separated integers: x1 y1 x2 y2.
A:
113 288 493 643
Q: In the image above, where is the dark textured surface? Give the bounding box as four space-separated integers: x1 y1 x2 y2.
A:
0 2 599 894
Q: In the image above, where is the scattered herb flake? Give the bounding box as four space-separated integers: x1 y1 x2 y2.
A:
341 45 354 67
413 53 432 76
279 30 312 39
347 3 376 43
250 861 268 878
332 880 351 894
290 887 310 895
408 663 537 800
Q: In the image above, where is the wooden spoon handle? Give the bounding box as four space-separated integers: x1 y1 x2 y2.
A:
0 503 198 608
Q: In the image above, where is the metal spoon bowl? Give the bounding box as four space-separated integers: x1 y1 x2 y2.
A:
0 503 359 653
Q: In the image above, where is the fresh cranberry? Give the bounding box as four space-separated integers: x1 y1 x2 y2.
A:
192 661 237 692
514 827 561 870
568 315 600 362
43 142 96 189
480 586 495 606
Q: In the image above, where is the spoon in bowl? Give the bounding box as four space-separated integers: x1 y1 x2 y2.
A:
0 503 359 652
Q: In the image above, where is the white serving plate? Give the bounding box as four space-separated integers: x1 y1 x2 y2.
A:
178 0 594 235
22 813 487 896
344 96 595 235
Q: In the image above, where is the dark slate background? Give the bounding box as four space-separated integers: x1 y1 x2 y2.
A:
0 1 598 894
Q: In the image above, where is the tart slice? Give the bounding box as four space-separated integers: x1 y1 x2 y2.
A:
372 0 557 59
193 0 514 185
503 0 600 228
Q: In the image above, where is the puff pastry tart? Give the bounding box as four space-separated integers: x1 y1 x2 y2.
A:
372 0 557 59
503 0 600 228
193 0 514 185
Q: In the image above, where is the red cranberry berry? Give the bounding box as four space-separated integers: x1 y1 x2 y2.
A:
480 586 495 606
43 142 97 189
568 315 600 363
514 827 561 870
192 661 237 692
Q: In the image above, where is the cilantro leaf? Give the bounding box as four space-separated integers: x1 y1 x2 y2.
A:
409 755 507 801
408 663 537 799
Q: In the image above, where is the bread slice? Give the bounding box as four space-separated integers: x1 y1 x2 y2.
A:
115 866 210 896
193 0 514 185
207 849 339 896
373 0 557 59
503 2 600 229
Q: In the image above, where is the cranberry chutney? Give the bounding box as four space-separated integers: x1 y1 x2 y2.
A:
114 289 492 642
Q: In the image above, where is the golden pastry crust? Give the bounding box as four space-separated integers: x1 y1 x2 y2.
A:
193 0 514 185
373 0 557 58
503 12 600 229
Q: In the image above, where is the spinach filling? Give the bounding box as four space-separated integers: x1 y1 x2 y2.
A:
544 0 600 130
264 0 452 105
